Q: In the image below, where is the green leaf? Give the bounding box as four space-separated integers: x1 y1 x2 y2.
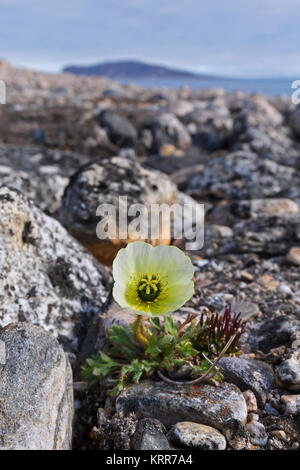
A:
149 317 162 331
164 316 178 336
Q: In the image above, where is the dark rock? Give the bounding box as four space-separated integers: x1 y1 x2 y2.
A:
132 418 170 450
289 104 300 139
98 110 137 146
219 357 275 407
192 129 224 152
248 316 300 354
115 381 247 430
31 128 46 145
60 156 178 265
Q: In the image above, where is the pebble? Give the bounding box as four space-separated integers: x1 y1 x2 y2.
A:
245 420 268 446
243 390 258 413
279 285 293 297
271 430 287 442
286 247 300 266
276 351 300 391
168 422 226 450
281 394 300 415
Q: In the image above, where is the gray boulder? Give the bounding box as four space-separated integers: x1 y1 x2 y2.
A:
289 104 300 138
60 156 178 265
0 186 110 355
116 381 247 431
0 322 73 450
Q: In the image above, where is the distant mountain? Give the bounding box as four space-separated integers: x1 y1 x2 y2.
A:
63 60 201 79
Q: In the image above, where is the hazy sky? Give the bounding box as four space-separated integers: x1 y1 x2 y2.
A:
1 0 300 77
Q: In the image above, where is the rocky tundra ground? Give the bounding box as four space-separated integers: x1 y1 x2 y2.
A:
0 60 300 450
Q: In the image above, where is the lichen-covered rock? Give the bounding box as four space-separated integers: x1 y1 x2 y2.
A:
115 381 247 430
0 322 73 450
187 151 300 200
132 418 170 450
168 422 226 450
0 145 92 218
219 357 275 407
60 157 178 265
0 186 110 355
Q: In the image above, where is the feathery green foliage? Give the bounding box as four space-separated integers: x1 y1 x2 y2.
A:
82 305 245 396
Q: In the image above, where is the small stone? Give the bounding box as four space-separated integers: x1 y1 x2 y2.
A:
231 301 260 321
73 381 88 392
245 420 268 446
159 143 177 156
281 394 300 415
209 224 233 238
276 350 300 391
132 419 170 450
219 357 275 407
240 271 254 282
168 422 226 450
0 186 109 356
258 274 279 291
279 284 293 297
116 381 247 430
264 402 280 416
286 247 300 266
98 109 137 145
271 430 287 442
243 390 258 413
247 412 259 423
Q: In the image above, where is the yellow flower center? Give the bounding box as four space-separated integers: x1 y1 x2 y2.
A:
138 274 160 302
124 271 169 313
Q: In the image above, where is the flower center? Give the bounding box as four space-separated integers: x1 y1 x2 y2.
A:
138 274 160 302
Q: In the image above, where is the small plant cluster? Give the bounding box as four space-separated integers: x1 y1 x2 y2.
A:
82 305 245 396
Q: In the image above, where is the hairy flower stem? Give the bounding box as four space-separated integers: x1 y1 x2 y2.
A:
135 315 149 346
